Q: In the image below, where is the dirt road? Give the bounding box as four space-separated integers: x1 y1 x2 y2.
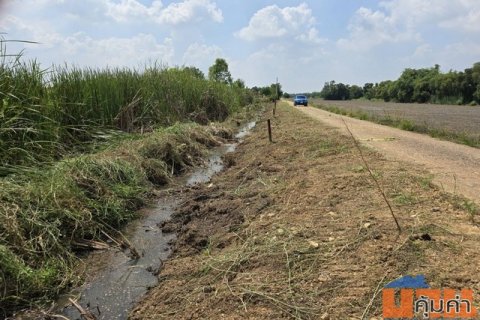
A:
292 102 480 204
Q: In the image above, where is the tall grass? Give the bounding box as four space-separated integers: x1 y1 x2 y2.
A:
0 44 252 174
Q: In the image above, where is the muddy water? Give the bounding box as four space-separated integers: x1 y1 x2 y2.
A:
57 121 256 320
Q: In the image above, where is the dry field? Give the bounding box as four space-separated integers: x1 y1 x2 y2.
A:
313 99 480 145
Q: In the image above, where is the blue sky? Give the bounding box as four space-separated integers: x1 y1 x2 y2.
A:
1 0 479 92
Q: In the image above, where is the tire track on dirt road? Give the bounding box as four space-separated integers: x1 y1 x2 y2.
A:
289 101 480 204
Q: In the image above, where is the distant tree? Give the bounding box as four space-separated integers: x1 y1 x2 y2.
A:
183 66 205 79
309 91 322 98
320 81 336 99
473 63 480 103
349 85 364 99
474 85 480 103
395 68 417 102
270 83 283 100
337 83 350 100
208 58 232 84
363 83 374 99
283 92 291 98
320 81 350 100
461 66 476 103
375 80 395 102
233 78 245 89
260 86 272 96
253 83 283 100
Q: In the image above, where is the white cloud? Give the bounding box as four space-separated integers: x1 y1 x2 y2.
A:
236 3 321 43
232 40 330 92
182 43 224 71
157 0 223 25
338 0 480 52
413 43 432 58
232 3 329 90
61 33 174 67
443 42 480 58
5 0 222 25
105 0 224 25
337 6 420 51
379 0 450 26
106 0 163 22
0 15 63 47
439 4 480 33
379 0 480 30
297 28 325 44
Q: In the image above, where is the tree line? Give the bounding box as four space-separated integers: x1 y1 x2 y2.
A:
317 62 480 105
207 59 285 101
251 83 283 101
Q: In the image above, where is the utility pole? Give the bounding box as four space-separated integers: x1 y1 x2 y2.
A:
274 76 278 116
276 77 279 101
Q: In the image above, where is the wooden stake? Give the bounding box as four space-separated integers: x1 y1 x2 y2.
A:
267 119 272 143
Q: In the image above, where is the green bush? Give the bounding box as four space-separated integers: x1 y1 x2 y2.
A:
398 119 415 131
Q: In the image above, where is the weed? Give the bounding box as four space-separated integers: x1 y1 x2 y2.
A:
357 112 369 120
371 170 383 179
417 174 435 190
306 138 346 158
398 119 415 131
462 200 478 223
352 165 365 173
393 192 417 205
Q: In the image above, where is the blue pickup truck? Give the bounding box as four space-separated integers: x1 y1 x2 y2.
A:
294 95 308 106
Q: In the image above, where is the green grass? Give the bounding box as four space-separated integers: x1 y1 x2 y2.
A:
461 200 478 223
392 192 417 205
417 174 435 190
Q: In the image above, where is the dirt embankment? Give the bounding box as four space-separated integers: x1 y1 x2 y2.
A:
131 103 480 319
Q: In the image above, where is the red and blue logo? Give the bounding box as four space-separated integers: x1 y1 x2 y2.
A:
382 275 477 319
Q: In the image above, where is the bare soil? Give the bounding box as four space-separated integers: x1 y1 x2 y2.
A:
314 99 480 139
131 102 480 319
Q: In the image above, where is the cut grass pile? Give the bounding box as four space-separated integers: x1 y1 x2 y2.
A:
0 121 234 314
